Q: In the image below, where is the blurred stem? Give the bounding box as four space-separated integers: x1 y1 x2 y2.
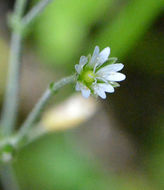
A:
0 164 20 190
1 0 55 136
1 0 27 135
22 0 54 28
14 0 27 19
16 75 76 145
1 33 22 136
0 1 26 190
1 0 58 189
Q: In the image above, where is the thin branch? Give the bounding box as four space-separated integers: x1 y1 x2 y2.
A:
0 1 26 190
1 33 22 135
1 0 26 135
22 0 54 28
14 0 27 18
16 75 75 144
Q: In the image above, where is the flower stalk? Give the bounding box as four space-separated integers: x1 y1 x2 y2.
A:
1 0 27 136
16 75 75 145
1 0 55 136
0 0 56 189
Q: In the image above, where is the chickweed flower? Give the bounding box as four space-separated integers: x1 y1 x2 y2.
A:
75 46 126 99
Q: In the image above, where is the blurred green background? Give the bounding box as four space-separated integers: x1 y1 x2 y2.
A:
0 0 164 189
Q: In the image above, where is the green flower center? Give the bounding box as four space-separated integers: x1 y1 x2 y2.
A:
82 70 95 83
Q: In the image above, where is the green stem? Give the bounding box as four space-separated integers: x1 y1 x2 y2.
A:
1 33 22 135
0 1 26 190
0 164 20 190
22 0 54 28
16 75 75 144
1 0 26 136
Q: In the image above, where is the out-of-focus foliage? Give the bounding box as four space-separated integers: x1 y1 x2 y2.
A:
127 31 164 75
33 0 113 66
14 133 156 190
94 0 164 58
33 0 164 70
0 0 164 189
145 112 164 189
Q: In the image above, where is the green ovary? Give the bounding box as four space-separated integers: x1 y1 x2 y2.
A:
82 70 95 84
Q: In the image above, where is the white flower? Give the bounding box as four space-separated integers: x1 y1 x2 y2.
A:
75 46 126 99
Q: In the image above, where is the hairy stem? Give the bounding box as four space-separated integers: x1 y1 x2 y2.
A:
1 0 27 135
0 0 58 189
1 1 26 189
1 33 22 135
16 75 75 144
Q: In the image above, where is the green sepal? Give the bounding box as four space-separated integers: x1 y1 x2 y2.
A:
87 54 92 62
108 57 118 64
49 82 54 89
97 57 118 70
49 82 56 94
110 81 120 88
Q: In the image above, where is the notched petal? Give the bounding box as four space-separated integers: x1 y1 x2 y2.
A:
98 47 110 65
89 46 100 66
79 56 88 65
75 82 91 98
98 83 114 93
92 84 107 99
75 82 81 91
96 63 124 76
75 64 80 74
81 88 91 98
92 46 100 58
107 72 126 81
75 56 88 74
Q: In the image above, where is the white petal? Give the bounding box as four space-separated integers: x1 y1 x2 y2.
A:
79 56 88 65
97 64 124 76
75 56 88 74
98 47 110 65
94 87 106 99
76 82 91 98
107 72 126 81
92 84 107 99
98 83 114 93
89 46 100 66
75 64 80 74
75 82 81 91
97 90 106 99
81 88 91 98
113 63 124 71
